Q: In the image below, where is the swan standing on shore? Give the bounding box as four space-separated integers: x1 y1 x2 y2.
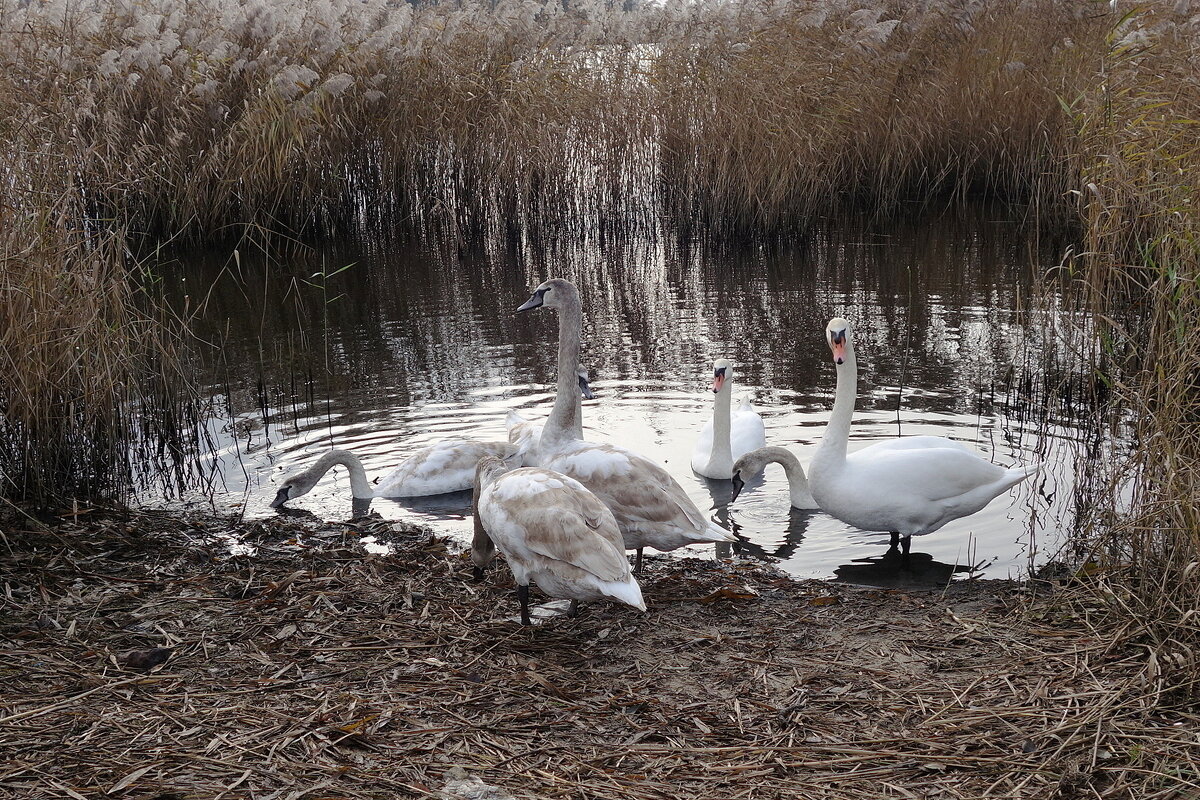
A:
691 359 766 479
807 317 1039 555
471 455 646 625
516 278 735 572
270 440 520 506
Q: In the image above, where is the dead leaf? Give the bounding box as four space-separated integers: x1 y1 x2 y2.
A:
808 596 840 606
696 585 760 604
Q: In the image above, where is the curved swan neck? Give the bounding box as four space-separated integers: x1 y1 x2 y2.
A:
316 450 373 498
757 446 813 503
709 383 733 465
815 343 856 467
542 288 583 448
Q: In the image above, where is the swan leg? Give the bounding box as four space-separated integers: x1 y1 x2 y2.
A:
635 547 644 574
900 535 912 567
568 599 580 618
517 584 532 626
889 531 900 549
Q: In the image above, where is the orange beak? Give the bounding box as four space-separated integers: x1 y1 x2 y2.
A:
831 341 847 365
712 372 726 394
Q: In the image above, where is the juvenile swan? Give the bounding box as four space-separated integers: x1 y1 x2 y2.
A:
517 278 735 572
807 317 1039 555
730 446 818 509
691 359 766 480
270 441 520 506
471 455 646 625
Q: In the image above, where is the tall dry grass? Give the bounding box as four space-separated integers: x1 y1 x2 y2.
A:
0 0 1115 238
1061 8 1200 699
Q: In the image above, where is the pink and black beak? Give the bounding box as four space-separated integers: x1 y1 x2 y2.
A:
830 328 848 365
711 366 727 394
578 372 594 400
731 469 744 503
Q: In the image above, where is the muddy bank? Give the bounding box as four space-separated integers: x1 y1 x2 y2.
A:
0 511 1193 799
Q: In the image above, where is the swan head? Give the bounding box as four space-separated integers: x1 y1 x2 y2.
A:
516 278 579 313
577 366 594 400
270 468 320 508
729 449 767 503
711 358 733 394
826 317 852 365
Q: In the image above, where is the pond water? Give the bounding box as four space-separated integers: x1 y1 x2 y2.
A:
162 207 1093 587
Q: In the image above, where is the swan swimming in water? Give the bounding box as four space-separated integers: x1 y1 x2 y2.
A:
806 317 1039 555
270 441 520 506
690 359 766 480
516 278 734 572
471 455 645 624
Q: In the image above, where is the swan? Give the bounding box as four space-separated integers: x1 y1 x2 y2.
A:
269 441 520 506
807 317 1039 555
730 436 974 510
516 278 735 572
730 446 819 509
507 367 593 462
471 455 646 624
691 359 766 479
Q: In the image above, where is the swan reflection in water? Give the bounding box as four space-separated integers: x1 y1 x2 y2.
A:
833 547 982 589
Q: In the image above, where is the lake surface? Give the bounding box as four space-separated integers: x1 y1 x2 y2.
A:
163 207 1093 587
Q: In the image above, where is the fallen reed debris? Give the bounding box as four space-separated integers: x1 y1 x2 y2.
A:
0 511 1194 799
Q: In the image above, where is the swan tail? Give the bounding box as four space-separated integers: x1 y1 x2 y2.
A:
602 578 647 611
699 521 737 543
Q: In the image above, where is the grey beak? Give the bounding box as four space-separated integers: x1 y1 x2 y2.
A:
731 472 744 503
516 289 546 313
578 373 594 400
270 488 290 509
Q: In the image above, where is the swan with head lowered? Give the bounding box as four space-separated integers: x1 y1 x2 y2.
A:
807 317 1039 556
730 446 819 509
690 359 766 479
471 455 645 625
516 278 735 572
270 439 521 507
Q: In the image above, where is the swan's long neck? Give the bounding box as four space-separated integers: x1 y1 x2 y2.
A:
315 450 374 498
709 385 733 468
813 344 857 469
542 292 584 448
756 446 815 507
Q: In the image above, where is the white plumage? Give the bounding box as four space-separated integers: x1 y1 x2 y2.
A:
691 358 766 479
807 317 1039 554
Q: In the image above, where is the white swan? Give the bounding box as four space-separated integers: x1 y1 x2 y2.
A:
507 367 593 463
807 317 1039 555
270 441 520 506
471 455 646 624
691 359 766 479
730 446 819 509
516 278 735 572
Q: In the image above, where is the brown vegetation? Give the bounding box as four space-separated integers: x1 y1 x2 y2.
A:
1 512 1195 799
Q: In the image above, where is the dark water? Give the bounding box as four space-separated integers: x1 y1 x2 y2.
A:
162 207 1091 585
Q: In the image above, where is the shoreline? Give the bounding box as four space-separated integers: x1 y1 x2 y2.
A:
0 510 1192 799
